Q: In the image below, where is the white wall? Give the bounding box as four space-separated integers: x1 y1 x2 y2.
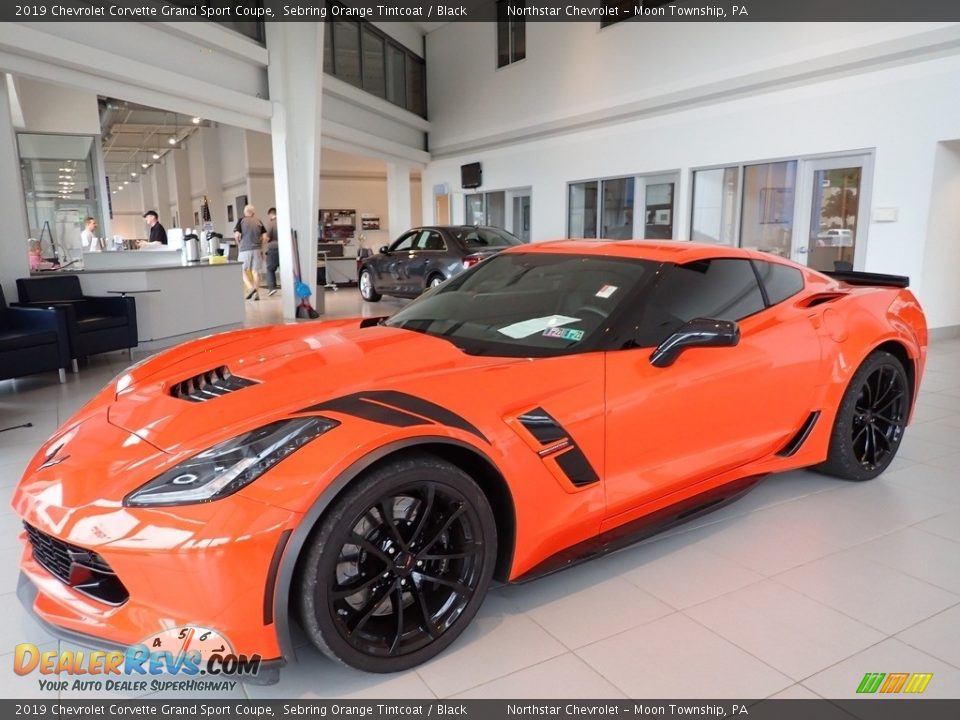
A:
921 142 960 330
426 22 960 153
422 48 960 329
13 77 101 135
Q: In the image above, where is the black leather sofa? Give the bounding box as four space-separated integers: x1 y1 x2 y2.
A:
15 276 138 368
0 284 70 384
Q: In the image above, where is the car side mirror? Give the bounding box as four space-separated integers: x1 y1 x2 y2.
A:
379 245 390 255
648 318 740 368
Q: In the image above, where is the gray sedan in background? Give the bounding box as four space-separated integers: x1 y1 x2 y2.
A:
358 225 526 301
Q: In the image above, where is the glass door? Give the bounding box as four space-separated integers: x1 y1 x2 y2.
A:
640 173 679 239
511 194 531 241
794 155 872 271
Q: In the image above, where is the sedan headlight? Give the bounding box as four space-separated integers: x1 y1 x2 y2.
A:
124 417 338 507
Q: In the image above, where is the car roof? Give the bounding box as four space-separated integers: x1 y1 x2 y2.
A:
501 239 784 264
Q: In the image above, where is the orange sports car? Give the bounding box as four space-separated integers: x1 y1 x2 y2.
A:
13 240 927 676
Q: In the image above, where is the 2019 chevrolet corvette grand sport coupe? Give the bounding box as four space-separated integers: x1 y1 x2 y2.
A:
13 240 926 676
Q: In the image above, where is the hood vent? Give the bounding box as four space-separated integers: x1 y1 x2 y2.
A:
169 366 257 402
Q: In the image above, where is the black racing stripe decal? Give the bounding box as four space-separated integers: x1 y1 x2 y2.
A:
363 390 489 444
304 395 432 428
554 447 600 487
518 406 567 444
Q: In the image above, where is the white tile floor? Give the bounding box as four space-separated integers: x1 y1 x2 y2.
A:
1 291 959 699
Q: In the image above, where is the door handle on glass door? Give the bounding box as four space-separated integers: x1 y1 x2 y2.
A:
796 247 808 254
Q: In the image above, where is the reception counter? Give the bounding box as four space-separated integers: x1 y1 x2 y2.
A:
41 262 245 350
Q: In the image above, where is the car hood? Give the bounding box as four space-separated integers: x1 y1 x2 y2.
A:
106 319 522 454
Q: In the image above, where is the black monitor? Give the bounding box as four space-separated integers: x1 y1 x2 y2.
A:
461 162 482 189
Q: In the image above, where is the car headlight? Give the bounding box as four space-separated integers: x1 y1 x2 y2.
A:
123 417 338 507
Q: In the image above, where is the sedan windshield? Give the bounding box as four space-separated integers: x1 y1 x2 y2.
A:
452 227 525 249
385 252 657 357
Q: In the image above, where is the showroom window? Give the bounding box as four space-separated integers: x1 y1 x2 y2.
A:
323 9 427 117
465 191 506 228
635 258 765 346
497 1 527 68
568 177 635 239
691 160 799 255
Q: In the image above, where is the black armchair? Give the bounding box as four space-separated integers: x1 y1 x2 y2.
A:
0 284 70 384
15 276 138 368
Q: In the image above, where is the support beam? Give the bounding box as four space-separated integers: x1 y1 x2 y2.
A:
194 126 226 234
266 23 324 319
166 147 192 230
0 74 30 300
386 162 412 242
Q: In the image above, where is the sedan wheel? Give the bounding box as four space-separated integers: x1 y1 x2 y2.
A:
359 269 381 302
297 453 496 672
816 351 909 481
429 275 445 288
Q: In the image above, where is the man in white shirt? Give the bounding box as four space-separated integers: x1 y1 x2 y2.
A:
80 217 103 252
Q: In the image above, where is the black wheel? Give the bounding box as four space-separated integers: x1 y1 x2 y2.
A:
359 269 381 302
297 453 497 672
426 274 445 290
816 350 909 481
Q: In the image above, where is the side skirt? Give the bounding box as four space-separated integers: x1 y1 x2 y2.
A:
512 473 767 584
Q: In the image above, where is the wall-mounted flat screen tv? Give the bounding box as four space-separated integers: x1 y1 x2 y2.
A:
461 162 482 189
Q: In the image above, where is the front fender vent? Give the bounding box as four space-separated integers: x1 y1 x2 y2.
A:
169 366 257 402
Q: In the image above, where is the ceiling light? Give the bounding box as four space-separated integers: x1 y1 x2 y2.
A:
130 172 137 178
112 190 117 195
141 163 149 169
152 152 160 160
191 116 201 124
168 137 176 145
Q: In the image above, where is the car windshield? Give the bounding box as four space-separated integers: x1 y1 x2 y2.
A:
452 227 525 249
385 252 657 357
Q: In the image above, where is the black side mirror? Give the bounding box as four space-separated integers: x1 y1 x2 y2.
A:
379 245 390 255
648 317 740 368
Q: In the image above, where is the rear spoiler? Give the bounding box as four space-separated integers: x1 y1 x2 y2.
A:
824 270 910 288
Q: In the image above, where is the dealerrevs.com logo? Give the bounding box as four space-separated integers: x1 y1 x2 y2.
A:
857 672 934 694
14 626 262 693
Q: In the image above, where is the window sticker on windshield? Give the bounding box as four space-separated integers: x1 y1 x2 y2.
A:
595 284 618 299
543 327 585 342
498 315 580 339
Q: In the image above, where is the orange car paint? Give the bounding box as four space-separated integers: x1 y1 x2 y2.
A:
12 240 927 664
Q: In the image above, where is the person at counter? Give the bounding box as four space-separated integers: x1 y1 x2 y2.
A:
234 204 269 301
80 217 104 252
143 210 167 245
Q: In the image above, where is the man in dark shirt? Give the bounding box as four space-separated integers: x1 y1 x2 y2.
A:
143 210 167 245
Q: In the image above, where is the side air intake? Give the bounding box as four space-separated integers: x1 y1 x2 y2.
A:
169 366 257 402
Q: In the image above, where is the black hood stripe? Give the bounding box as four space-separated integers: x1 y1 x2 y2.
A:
300 391 488 444
361 390 489 443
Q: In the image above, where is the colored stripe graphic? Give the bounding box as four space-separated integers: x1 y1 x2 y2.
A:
904 673 933 694
857 673 885 693
880 673 909 693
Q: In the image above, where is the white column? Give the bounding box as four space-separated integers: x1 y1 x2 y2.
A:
166 147 193 229
266 23 324 319
93 138 113 240
152 158 172 229
195 126 225 232
386 162 412 241
675 168 691 241
0 76 30 300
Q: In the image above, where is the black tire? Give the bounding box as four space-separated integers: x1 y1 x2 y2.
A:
816 350 910 481
297 453 497 672
359 269 382 302
426 274 445 290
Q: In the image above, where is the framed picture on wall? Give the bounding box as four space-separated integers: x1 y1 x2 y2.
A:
320 209 357 240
